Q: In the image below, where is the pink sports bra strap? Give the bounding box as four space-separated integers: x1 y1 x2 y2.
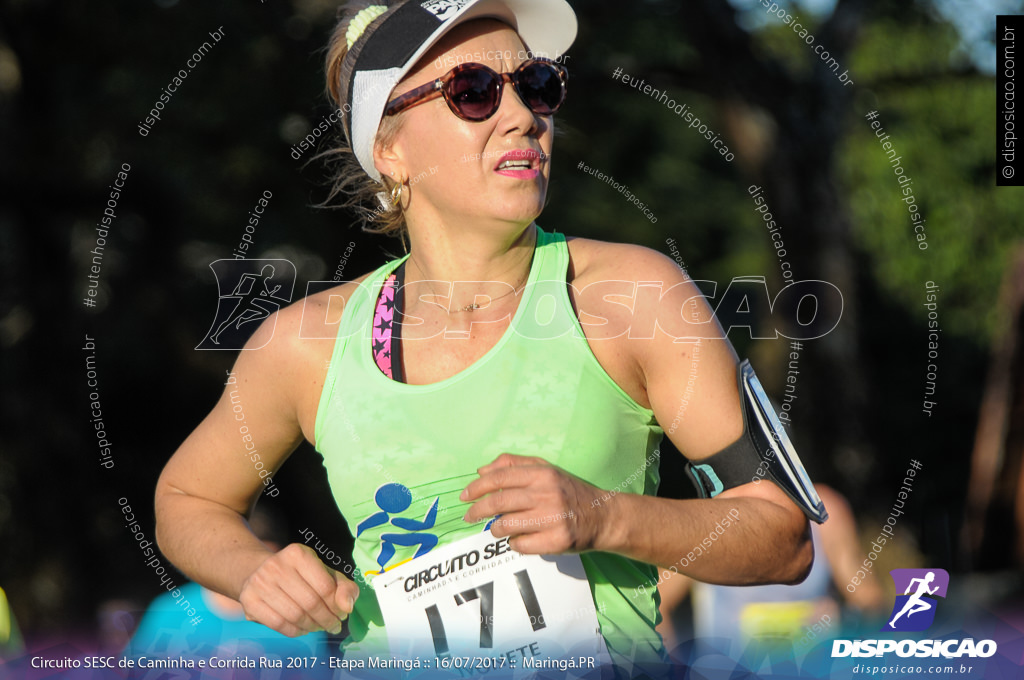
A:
371 264 404 381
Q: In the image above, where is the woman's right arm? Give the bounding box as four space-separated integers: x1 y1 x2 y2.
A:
154 296 359 637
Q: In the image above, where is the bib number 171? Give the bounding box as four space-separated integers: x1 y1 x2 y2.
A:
425 570 546 655
375 532 603 662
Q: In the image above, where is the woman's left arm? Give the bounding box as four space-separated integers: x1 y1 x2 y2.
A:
601 247 812 585
462 246 812 586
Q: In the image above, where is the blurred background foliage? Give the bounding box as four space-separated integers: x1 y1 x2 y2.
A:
1 0 1021 646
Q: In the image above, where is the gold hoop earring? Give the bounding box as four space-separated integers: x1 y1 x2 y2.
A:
390 179 405 207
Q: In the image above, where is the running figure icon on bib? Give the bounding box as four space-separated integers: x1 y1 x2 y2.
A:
357 483 440 575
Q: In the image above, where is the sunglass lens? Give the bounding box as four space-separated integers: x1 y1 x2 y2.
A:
448 68 501 120
518 63 564 114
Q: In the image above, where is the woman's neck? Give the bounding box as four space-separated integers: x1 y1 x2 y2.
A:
403 223 537 313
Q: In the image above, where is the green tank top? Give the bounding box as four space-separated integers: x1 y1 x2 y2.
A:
314 226 666 666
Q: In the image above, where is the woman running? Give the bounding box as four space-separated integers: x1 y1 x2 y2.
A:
155 1 818 675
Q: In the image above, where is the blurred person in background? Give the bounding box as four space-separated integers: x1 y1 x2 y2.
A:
0 586 24 660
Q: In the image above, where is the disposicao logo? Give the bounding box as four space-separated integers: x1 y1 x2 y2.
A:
884 568 949 632
832 568 997 659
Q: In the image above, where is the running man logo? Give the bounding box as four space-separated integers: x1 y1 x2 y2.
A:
421 0 472 21
883 568 950 632
357 483 440 575
196 259 296 350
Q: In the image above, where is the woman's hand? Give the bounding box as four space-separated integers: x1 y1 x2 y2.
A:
460 453 610 554
238 543 360 637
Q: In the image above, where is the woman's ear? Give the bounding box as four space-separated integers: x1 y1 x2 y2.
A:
373 136 405 183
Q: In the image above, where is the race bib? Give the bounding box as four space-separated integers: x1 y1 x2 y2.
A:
373 531 608 670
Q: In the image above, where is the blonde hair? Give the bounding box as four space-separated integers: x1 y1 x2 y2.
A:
317 1 408 241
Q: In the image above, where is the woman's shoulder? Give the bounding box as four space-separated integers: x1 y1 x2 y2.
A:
234 270 377 367
564 235 690 289
279 270 377 331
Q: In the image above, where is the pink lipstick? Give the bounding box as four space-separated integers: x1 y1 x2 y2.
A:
494 149 543 179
